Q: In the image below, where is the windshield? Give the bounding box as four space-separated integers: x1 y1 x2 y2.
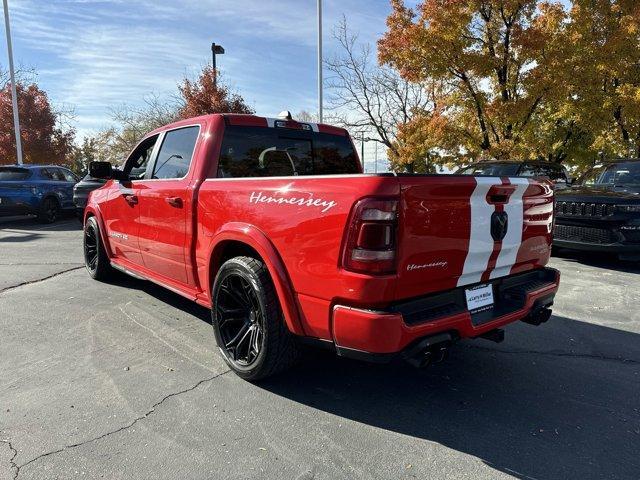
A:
458 164 520 176
519 164 567 181
593 161 640 187
0 167 31 180
457 162 566 180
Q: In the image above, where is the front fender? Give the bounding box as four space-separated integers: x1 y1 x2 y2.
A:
83 204 114 259
207 222 304 336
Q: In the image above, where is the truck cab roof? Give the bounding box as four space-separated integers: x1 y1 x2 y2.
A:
148 113 349 138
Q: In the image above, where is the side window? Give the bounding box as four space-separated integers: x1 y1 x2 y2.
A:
60 169 77 182
312 134 359 175
40 168 54 180
152 126 199 179
124 135 159 180
41 168 66 181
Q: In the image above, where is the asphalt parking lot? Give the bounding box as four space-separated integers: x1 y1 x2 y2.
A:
1 216 639 480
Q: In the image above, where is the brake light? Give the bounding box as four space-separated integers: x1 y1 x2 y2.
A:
274 119 312 131
343 198 398 274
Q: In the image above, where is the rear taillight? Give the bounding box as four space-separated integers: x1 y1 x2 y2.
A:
343 198 398 274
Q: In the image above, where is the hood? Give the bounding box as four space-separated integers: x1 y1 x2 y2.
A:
74 177 107 192
556 185 640 203
76 177 107 186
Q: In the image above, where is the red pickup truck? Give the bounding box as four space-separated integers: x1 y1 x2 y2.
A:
84 113 560 380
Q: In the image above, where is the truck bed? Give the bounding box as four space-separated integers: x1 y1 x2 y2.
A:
196 173 554 338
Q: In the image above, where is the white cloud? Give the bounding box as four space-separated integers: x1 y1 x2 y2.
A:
6 0 392 136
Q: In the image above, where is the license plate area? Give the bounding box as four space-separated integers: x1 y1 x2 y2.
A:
465 283 494 314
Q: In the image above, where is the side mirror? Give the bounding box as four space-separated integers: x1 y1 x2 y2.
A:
89 161 114 179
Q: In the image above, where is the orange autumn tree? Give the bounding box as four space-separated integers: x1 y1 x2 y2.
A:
564 0 640 159
379 0 569 169
0 81 74 165
178 66 254 118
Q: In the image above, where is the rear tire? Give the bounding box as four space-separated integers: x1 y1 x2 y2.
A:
38 197 60 223
212 256 298 381
83 216 113 281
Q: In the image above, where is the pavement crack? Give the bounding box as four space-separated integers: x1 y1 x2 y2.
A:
0 266 84 294
0 438 19 480
466 345 640 365
16 370 230 474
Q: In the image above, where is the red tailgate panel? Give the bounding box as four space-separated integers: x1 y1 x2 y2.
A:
396 176 476 299
395 176 554 301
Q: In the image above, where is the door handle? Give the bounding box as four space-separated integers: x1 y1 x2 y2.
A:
123 193 138 205
165 196 183 208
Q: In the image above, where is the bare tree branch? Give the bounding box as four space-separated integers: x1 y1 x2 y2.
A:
324 17 435 158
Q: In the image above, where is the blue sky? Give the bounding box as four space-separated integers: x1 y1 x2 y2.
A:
3 0 397 141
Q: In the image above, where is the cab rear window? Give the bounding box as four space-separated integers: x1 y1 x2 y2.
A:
458 164 520 176
215 126 360 178
0 167 31 180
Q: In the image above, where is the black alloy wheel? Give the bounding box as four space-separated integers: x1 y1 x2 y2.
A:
83 216 113 280
39 197 60 223
212 256 298 381
216 274 264 368
216 273 265 367
84 222 99 274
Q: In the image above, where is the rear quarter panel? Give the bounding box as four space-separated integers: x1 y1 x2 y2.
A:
196 175 400 337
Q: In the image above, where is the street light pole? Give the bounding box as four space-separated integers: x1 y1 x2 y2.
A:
211 42 225 88
374 141 378 174
317 0 323 123
3 0 23 165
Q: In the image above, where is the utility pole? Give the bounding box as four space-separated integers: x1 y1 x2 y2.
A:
374 141 378 174
211 42 225 88
3 0 23 165
317 0 323 123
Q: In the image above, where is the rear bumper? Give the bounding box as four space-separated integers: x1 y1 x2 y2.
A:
331 267 560 360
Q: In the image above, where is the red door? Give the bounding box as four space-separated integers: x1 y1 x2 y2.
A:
101 181 143 265
137 126 200 286
100 135 160 266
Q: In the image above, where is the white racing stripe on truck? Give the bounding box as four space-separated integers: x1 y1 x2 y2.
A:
456 177 498 287
489 177 529 280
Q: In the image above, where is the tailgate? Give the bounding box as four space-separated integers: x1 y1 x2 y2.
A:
396 175 553 300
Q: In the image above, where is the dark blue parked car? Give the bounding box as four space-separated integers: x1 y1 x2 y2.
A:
0 165 79 223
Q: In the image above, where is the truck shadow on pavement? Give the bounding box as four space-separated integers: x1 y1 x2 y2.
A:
116 276 639 480
261 317 640 480
113 273 213 322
